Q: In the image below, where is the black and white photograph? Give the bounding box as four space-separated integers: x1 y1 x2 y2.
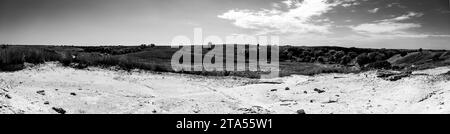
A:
0 0 450 131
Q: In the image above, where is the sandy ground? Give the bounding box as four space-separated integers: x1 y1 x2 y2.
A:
1 62 450 114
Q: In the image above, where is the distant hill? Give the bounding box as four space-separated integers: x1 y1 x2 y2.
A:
1 44 449 78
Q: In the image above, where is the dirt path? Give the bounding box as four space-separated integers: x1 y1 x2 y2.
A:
1 62 450 114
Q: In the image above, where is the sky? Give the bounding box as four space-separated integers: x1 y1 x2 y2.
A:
0 0 449 49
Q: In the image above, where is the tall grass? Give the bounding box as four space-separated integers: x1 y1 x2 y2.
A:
0 46 61 71
0 46 359 78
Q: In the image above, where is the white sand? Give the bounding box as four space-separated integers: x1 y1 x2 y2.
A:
1 62 450 114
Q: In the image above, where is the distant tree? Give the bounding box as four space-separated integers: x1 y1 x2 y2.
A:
367 52 386 62
375 53 387 61
335 51 345 58
348 52 358 58
328 50 336 56
419 48 423 53
316 56 325 63
400 51 408 57
150 44 156 47
367 52 378 61
340 55 352 65
366 61 392 69
313 50 324 57
304 56 311 63
206 42 213 50
140 44 147 49
356 53 370 66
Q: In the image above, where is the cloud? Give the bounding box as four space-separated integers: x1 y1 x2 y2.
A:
368 8 379 13
351 22 420 34
350 12 423 34
218 0 341 35
282 0 295 8
341 0 360 7
271 3 281 8
381 12 423 22
387 2 407 8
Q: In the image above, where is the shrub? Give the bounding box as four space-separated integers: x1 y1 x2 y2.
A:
365 61 392 70
0 47 61 71
340 55 352 65
356 53 370 66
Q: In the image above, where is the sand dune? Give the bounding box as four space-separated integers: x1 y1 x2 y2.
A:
1 62 450 114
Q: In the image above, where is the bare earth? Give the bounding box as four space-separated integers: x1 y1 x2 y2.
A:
1 62 450 114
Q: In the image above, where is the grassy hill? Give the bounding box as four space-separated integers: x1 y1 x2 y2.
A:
1 44 449 78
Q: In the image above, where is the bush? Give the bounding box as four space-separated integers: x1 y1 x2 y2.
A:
365 61 392 70
0 47 61 71
340 55 352 65
356 53 370 66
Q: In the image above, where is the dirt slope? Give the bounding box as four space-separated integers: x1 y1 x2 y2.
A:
1 62 450 114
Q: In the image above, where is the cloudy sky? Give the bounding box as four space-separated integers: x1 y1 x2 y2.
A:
0 0 449 49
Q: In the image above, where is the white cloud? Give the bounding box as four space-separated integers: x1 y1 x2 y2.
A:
271 3 281 8
387 2 407 8
350 12 423 34
218 0 340 35
368 8 379 13
381 12 423 22
282 0 296 8
351 22 420 34
341 0 360 7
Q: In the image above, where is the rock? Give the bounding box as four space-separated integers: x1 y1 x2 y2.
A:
280 103 290 106
36 90 45 95
386 74 409 81
52 107 66 114
296 109 306 114
303 91 308 94
70 93 77 96
324 100 338 104
5 94 11 99
285 87 290 90
193 109 200 113
377 71 397 78
444 71 450 75
377 71 410 81
270 89 277 92
313 88 325 93
327 96 339 103
238 106 271 114
44 101 50 105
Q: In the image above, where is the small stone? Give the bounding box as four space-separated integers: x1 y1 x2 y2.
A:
193 109 200 113
270 89 277 92
52 107 66 114
304 91 308 94
36 90 45 95
285 87 290 90
70 93 77 96
313 88 325 93
44 101 50 105
5 94 12 99
296 109 306 114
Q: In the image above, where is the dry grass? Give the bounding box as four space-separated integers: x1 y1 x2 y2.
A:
1 45 448 78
